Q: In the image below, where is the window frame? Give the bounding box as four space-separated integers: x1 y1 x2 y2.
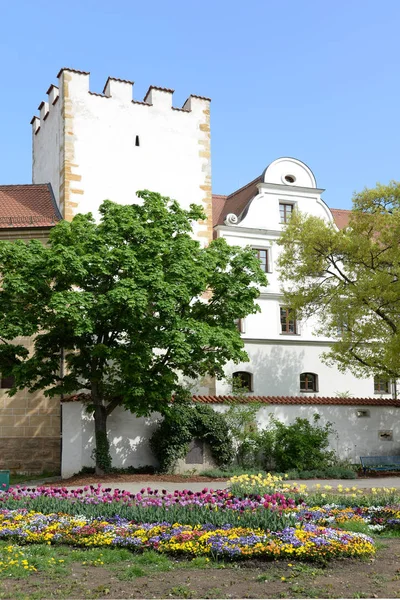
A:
300 372 319 393
235 318 246 334
374 377 390 394
232 371 253 393
280 306 298 335
335 315 350 337
279 202 295 224
253 247 270 273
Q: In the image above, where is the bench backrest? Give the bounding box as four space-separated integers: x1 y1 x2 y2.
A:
360 455 400 466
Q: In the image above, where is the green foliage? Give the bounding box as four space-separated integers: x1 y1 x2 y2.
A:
203 408 337 474
0 191 266 472
200 466 265 478
201 464 357 479
267 414 336 472
224 402 262 468
149 404 235 473
9 471 59 485
284 464 357 479
278 181 400 382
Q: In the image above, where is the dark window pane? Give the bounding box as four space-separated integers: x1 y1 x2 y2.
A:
374 378 390 393
235 319 244 333
279 203 294 224
300 373 317 392
254 249 268 272
232 371 252 392
1 375 15 389
280 307 296 334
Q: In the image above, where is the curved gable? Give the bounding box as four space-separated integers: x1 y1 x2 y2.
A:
262 157 317 188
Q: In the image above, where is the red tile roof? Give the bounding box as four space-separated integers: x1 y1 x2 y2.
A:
0 184 62 229
212 177 352 230
61 392 400 407
213 176 262 227
211 194 227 229
193 395 400 406
331 208 351 230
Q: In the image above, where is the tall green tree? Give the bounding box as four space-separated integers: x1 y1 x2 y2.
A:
0 191 266 473
278 181 400 393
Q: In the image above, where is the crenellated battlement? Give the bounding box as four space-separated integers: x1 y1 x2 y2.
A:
31 68 210 133
32 66 212 246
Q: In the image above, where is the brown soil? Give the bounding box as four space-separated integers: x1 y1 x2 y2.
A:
2 538 400 598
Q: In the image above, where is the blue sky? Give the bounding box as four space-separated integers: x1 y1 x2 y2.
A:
1 0 399 209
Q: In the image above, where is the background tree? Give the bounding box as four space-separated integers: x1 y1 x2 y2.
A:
277 181 400 393
0 191 267 473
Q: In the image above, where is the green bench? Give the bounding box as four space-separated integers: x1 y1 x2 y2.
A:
360 456 400 475
0 470 9 492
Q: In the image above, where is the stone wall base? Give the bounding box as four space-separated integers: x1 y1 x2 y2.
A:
0 437 61 474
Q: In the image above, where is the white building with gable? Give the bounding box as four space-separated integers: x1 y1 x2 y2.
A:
211 158 388 399
0 67 397 476
29 68 393 402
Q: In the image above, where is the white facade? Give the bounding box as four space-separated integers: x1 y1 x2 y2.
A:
29 70 386 400
62 401 400 477
28 67 395 459
214 158 389 399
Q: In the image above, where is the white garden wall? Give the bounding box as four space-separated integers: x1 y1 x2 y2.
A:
61 401 400 478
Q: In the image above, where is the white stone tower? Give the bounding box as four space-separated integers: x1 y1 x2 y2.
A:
31 68 212 244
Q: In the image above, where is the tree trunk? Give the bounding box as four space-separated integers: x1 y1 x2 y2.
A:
92 383 112 475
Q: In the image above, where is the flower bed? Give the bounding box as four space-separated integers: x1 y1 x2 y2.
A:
2 477 400 562
229 473 400 507
296 504 400 530
0 485 297 530
1 483 399 532
0 510 375 560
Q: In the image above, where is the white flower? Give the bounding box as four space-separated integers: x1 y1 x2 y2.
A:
368 524 385 531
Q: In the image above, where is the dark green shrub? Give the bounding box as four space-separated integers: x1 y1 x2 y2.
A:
267 414 336 472
150 404 235 473
284 466 357 479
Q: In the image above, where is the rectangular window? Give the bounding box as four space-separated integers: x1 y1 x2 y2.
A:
336 316 350 337
300 373 318 392
232 371 253 392
0 375 15 389
279 203 294 224
374 378 390 394
356 409 370 418
254 248 269 273
235 318 245 334
280 307 297 334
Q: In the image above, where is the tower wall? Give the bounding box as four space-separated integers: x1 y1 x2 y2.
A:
31 84 62 213
32 69 212 244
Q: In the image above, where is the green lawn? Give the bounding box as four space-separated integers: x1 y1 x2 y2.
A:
1 537 400 599
8 472 59 486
